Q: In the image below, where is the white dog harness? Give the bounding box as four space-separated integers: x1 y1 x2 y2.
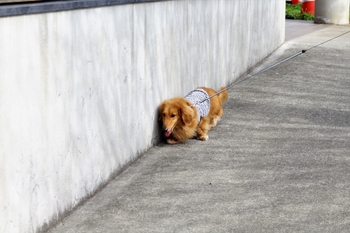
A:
184 88 210 122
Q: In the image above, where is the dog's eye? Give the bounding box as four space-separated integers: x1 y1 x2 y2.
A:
171 114 176 118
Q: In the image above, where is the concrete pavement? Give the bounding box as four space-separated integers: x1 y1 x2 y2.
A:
49 21 350 232
285 19 330 41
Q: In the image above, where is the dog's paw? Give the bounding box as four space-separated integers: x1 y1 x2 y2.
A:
210 119 218 127
210 116 221 127
198 135 209 141
167 139 178 144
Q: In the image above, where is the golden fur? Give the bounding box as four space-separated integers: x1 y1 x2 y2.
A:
159 87 228 144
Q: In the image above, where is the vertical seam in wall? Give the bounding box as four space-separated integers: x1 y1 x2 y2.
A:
132 3 135 93
144 4 147 87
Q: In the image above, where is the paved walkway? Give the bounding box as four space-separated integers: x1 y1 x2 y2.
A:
49 21 350 232
285 19 330 40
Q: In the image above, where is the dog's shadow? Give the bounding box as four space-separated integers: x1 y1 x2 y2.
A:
153 109 166 146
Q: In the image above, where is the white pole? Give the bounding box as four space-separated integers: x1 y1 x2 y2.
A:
314 0 350 25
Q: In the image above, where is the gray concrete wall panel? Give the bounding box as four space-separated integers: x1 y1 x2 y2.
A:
0 1 285 232
315 0 350 25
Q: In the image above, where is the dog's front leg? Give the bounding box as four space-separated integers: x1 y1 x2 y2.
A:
197 118 210 141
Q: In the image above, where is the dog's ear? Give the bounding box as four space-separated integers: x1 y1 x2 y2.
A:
180 104 194 125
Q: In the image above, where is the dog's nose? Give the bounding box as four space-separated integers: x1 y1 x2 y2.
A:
163 127 168 132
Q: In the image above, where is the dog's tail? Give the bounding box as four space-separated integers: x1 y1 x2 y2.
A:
218 87 228 104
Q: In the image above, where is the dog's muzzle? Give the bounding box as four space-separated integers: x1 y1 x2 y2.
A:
163 127 172 137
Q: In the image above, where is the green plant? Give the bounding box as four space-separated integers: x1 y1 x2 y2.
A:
300 12 314 20
286 3 301 19
286 3 314 21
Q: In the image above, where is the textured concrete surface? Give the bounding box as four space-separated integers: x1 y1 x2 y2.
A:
49 23 350 232
285 19 330 41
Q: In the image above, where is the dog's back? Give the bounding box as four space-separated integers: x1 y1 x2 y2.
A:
200 86 228 105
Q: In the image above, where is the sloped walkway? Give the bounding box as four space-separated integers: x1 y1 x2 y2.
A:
285 19 330 40
49 21 350 232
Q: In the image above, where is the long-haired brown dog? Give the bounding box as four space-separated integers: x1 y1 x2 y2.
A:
159 87 228 144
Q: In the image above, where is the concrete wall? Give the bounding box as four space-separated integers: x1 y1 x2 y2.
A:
0 0 285 232
314 0 350 25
